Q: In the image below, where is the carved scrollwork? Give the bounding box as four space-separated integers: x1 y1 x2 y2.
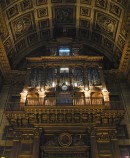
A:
58 133 72 147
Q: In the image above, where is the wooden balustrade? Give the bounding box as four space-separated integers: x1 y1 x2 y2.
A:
5 97 124 111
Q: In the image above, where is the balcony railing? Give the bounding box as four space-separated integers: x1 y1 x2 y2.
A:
5 97 124 111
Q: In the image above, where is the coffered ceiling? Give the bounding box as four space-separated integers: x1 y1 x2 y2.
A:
0 0 129 70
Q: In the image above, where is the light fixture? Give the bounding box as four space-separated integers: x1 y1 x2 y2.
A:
23 89 28 93
74 82 77 87
52 82 55 87
40 87 44 92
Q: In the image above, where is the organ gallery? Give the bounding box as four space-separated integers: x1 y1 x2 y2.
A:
4 40 125 158
0 0 130 157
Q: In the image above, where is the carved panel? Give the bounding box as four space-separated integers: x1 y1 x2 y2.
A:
94 11 119 39
80 7 91 17
40 30 50 40
65 0 76 2
8 48 17 63
117 35 125 50
97 142 112 155
37 7 48 18
0 1 6 9
117 125 129 139
36 0 47 5
58 133 72 147
15 39 26 52
120 146 130 158
79 29 89 40
114 47 122 62
51 0 62 2
10 12 35 41
103 37 114 51
0 15 9 41
95 0 107 9
20 0 33 11
112 0 128 7
27 33 39 45
120 24 127 38
109 2 122 18
20 142 32 154
6 4 19 19
80 0 91 5
6 0 17 6
91 32 102 44
38 19 49 29
53 6 76 25
4 37 13 53
80 19 90 29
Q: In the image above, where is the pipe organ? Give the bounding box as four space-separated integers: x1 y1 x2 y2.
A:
5 43 125 158
29 66 100 89
21 56 109 108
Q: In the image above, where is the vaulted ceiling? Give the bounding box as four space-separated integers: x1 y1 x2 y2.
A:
0 0 130 73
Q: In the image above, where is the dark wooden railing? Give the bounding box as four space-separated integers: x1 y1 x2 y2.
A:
5 97 124 111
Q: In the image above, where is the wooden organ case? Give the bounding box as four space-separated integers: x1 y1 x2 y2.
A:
5 53 125 158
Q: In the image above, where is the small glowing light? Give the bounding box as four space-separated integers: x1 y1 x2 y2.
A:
52 82 55 87
102 89 107 92
23 89 28 93
65 82 68 85
40 88 44 92
74 82 77 87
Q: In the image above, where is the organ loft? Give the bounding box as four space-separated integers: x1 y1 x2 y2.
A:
3 40 125 158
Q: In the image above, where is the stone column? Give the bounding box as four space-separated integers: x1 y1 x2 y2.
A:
32 137 40 158
10 141 21 158
90 136 99 158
